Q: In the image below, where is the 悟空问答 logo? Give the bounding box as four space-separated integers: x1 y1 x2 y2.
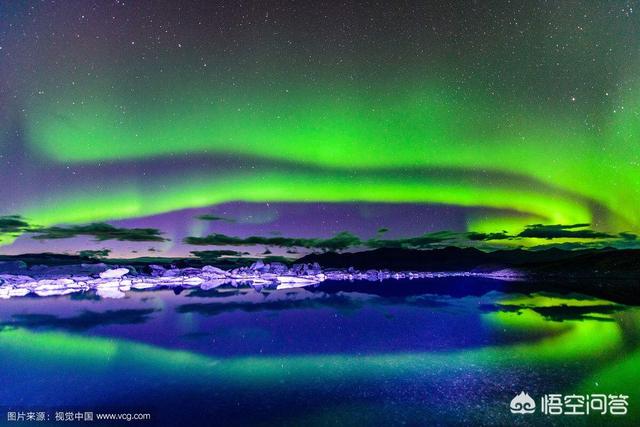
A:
510 392 536 414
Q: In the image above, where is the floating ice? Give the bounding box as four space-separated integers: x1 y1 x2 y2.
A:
202 265 227 277
131 282 156 290
35 288 80 297
0 286 30 299
0 262 525 299
99 268 130 279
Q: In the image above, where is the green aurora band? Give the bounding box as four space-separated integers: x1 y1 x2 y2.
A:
3 2 639 241
7 79 638 237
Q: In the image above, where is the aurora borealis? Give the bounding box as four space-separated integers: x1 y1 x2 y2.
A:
1 1 639 256
3 4 640 424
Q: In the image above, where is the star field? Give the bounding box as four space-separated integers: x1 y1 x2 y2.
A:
0 1 639 256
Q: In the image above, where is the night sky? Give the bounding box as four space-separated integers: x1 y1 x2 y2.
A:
1 1 639 257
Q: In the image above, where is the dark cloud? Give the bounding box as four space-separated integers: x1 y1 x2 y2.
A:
518 224 613 239
184 229 508 251
184 233 250 246
30 223 168 242
1 216 167 245
185 230 463 251
184 231 361 252
528 239 640 251
190 250 242 261
196 214 235 222
318 232 362 251
181 223 640 254
466 232 512 241
365 231 457 249
0 215 31 234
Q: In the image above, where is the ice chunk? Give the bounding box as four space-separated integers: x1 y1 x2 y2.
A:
163 268 181 277
131 281 156 289
118 279 132 291
96 280 121 288
9 288 30 297
181 277 204 286
250 260 265 271
270 263 289 275
0 286 31 298
276 276 320 289
276 281 315 290
99 268 129 279
33 278 76 292
200 279 228 290
34 288 80 297
202 265 227 277
0 274 34 284
148 264 166 276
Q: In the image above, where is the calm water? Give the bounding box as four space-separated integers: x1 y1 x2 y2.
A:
0 278 638 426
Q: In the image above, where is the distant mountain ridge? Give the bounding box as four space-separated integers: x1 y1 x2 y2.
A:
295 247 640 277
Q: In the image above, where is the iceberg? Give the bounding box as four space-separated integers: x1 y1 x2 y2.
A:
99 268 130 279
0 262 525 299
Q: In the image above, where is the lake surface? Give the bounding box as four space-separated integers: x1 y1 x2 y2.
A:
0 277 638 426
